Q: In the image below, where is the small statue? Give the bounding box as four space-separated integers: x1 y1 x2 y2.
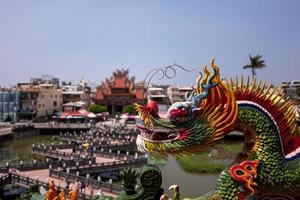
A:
69 189 78 200
59 191 66 200
46 180 58 200
160 185 180 200
160 194 169 200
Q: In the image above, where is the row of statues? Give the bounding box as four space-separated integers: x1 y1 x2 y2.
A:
46 180 77 200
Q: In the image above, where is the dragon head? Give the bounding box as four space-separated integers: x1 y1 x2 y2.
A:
135 59 238 155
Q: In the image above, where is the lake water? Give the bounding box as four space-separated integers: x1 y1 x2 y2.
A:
0 135 220 198
0 135 52 164
159 156 219 198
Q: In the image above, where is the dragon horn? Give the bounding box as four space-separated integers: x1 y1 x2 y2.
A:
190 59 219 108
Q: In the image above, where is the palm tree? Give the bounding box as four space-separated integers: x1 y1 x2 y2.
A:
243 54 266 80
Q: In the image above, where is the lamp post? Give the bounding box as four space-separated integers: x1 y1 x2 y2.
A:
1 86 4 121
31 100 34 121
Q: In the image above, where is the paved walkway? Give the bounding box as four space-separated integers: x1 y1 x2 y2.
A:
0 127 12 136
14 154 120 198
19 169 118 198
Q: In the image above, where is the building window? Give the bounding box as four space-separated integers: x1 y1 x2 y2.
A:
39 104 41 108
42 104 45 107
53 101 57 107
42 95 44 98
55 95 57 98
50 95 53 98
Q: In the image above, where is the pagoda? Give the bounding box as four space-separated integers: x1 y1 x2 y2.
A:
94 69 146 114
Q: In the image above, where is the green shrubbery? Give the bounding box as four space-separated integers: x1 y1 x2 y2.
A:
177 154 225 173
92 196 114 200
176 141 242 173
89 104 107 113
122 105 137 115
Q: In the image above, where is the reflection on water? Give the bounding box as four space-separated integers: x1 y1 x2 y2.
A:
159 156 219 198
0 135 52 164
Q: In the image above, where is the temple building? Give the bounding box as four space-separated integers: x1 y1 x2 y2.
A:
94 69 146 114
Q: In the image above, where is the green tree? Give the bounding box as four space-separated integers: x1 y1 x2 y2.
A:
123 104 137 115
243 54 266 80
89 104 107 113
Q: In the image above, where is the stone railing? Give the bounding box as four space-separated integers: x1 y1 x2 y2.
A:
66 157 148 174
10 173 95 200
0 157 96 173
50 169 122 194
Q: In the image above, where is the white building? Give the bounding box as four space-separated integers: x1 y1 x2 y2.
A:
167 86 181 104
167 85 194 104
147 86 169 105
61 80 91 106
280 80 300 104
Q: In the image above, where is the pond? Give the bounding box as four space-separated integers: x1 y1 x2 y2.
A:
159 156 219 198
0 135 53 164
0 135 239 199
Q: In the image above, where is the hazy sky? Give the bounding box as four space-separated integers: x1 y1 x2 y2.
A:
0 0 299 87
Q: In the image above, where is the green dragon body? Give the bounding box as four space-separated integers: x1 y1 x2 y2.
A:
135 59 300 200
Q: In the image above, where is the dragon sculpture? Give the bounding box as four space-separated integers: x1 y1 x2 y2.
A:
135 59 300 200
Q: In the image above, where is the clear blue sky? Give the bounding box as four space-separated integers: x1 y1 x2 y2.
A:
0 0 299 87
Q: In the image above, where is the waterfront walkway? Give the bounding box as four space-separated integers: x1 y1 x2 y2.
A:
0 127 12 136
0 124 146 199
5 153 125 198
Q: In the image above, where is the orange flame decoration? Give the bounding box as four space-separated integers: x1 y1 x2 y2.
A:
229 160 260 195
134 103 155 128
192 59 238 140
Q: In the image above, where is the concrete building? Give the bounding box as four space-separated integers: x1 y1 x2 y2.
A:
167 85 194 104
17 75 60 120
167 86 181 104
280 80 300 104
147 85 170 105
30 75 60 88
0 88 20 122
61 80 91 106
179 86 194 100
36 84 63 117
17 83 39 120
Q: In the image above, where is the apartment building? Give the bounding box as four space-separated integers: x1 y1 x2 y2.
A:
36 84 63 117
280 80 300 104
0 88 20 122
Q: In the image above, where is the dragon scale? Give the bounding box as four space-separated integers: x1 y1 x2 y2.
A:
216 101 300 199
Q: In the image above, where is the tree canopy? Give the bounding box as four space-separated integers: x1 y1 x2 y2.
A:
123 104 137 115
243 54 266 80
89 104 107 113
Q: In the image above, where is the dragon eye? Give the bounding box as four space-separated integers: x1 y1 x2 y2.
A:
246 166 252 171
236 170 244 176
